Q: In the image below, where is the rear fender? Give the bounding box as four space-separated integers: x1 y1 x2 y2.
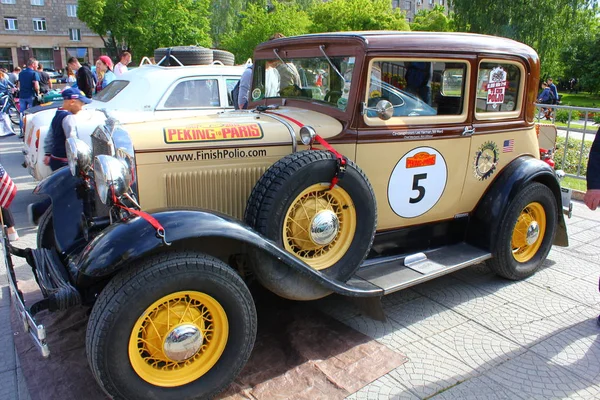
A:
468 156 568 250
72 210 383 297
34 167 85 254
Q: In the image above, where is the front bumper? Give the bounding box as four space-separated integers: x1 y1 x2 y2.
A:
1 234 49 357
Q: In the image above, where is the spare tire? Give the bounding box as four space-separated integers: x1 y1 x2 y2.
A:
212 49 235 66
244 150 377 300
154 46 213 66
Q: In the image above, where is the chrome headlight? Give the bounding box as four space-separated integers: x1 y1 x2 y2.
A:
66 138 93 176
94 155 132 204
299 125 316 146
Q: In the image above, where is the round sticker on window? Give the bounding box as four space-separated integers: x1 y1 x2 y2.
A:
388 147 447 218
252 88 262 100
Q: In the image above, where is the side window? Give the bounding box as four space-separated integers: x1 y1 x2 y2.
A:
365 59 468 125
476 61 522 115
164 79 220 108
226 78 238 106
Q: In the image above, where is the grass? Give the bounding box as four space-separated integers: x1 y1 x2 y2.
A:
559 92 600 108
561 176 587 192
536 119 598 131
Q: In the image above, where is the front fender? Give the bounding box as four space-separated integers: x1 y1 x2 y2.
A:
73 210 382 297
34 167 85 254
468 156 568 250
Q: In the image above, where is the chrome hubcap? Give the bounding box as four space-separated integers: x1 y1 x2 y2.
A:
309 210 340 245
163 324 203 362
526 221 540 245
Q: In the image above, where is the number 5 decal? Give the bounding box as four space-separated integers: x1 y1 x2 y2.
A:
388 147 447 218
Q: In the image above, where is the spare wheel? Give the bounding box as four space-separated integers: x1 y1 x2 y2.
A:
244 150 377 300
212 49 235 66
154 46 214 66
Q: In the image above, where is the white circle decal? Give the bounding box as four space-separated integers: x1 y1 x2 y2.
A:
388 147 447 218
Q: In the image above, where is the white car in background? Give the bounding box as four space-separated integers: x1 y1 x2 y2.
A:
23 63 244 181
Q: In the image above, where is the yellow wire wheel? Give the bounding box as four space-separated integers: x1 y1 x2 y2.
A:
511 201 546 263
283 183 357 270
128 291 229 388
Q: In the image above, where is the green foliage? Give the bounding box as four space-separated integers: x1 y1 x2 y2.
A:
554 136 592 175
449 0 598 77
309 0 410 33
555 109 582 123
220 1 311 62
78 0 212 59
561 28 600 94
410 5 453 32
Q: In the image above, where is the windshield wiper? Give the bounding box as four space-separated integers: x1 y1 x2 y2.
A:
273 49 300 80
319 45 345 82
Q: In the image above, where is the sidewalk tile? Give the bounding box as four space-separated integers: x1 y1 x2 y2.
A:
342 315 422 349
0 370 17 400
509 288 585 318
425 320 526 371
485 351 600 399
345 374 418 400
428 375 525 400
549 278 600 307
524 266 578 289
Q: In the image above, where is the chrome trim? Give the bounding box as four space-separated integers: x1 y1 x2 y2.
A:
112 127 136 190
94 155 132 204
66 137 93 176
259 112 297 153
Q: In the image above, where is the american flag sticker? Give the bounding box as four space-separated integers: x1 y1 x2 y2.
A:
503 139 514 153
0 164 17 209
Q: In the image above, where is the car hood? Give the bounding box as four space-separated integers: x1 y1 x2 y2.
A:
124 108 344 152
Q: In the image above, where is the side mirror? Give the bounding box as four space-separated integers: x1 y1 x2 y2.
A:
375 100 394 120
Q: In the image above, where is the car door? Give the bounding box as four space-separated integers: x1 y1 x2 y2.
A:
154 76 227 120
355 56 474 230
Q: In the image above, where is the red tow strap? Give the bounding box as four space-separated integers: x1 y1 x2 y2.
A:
264 111 347 189
111 190 169 244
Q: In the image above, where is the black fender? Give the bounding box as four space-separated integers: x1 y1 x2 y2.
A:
33 167 85 254
468 156 568 251
72 209 383 297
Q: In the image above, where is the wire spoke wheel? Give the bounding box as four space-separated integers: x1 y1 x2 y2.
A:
283 183 356 270
128 291 228 387
511 202 546 263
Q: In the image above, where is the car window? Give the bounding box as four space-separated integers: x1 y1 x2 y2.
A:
475 61 522 116
365 59 468 125
226 78 238 106
94 80 129 102
164 79 220 108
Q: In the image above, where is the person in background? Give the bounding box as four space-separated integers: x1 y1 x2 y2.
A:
537 82 555 120
37 63 52 94
114 51 131 77
28 88 91 224
66 66 77 85
67 57 94 98
547 78 559 105
95 56 115 93
236 63 253 109
584 127 600 211
8 67 20 86
17 58 40 115
0 69 15 95
0 163 18 241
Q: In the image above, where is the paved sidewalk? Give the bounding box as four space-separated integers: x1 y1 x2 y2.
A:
1 132 600 399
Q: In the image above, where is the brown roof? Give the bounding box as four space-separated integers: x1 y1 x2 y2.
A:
255 31 538 62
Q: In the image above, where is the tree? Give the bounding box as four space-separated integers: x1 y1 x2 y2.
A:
79 0 212 60
309 0 410 33
210 0 247 47
220 1 311 62
410 5 453 32
450 0 598 76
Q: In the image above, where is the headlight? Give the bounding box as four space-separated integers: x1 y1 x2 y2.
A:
66 138 92 176
299 126 316 146
94 155 132 204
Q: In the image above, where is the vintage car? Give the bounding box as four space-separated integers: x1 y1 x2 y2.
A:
21 62 245 180
4 32 570 400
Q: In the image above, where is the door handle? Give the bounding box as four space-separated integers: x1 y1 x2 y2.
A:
462 126 475 136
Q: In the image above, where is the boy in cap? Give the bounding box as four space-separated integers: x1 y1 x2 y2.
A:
43 87 91 170
28 88 91 225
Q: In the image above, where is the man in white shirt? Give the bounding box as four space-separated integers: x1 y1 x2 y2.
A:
114 51 131 77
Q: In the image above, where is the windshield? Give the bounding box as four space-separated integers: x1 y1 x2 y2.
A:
94 80 129 102
251 56 356 111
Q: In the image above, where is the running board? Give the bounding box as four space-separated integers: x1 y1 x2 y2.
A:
355 243 492 295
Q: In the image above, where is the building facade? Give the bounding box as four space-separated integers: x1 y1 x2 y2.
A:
0 0 105 72
393 0 452 22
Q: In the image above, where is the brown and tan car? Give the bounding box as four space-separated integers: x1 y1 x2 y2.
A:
4 32 570 399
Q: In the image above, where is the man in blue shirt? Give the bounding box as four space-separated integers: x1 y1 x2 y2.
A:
17 58 40 132
547 78 559 105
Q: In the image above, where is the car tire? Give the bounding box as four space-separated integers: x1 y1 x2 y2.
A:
36 206 54 249
86 251 257 400
486 182 557 280
154 46 214 66
245 150 377 281
212 49 235 66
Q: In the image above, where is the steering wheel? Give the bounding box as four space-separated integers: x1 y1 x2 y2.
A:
324 90 342 103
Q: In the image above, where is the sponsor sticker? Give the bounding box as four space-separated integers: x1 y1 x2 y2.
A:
473 141 499 180
406 151 436 168
485 67 507 108
164 122 263 144
502 139 514 153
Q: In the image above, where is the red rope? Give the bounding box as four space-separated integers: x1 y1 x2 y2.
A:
111 189 165 233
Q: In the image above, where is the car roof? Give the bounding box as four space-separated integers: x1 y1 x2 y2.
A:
120 64 246 81
256 31 538 63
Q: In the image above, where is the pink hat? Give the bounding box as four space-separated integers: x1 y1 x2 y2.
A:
98 55 113 70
